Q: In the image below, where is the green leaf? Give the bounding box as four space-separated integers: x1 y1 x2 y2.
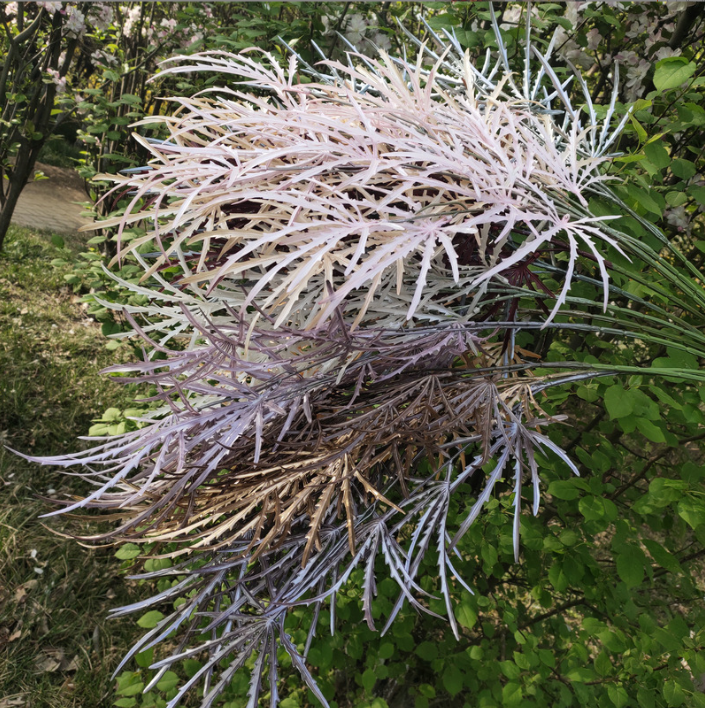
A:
502 681 523 706
616 547 645 588
137 611 164 629
565 667 596 682
629 115 647 144
689 185 705 206
678 498 705 529
442 665 463 697
653 57 696 91
607 685 629 708
115 543 141 560
500 660 521 680
648 385 682 410
135 648 154 668
638 688 656 708
594 651 612 677
579 496 618 522
636 419 666 443
603 385 633 419
548 480 582 500
116 682 144 697
102 322 121 337
468 645 483 660
666 190 688 207
361 668 376 693
548 562 569 593
456 601 477 629
671 159 696 180
625 184 662 216
663 680 686 707
418 684 436 698
101 406 122 421
156 671 179 692
415 642 438 662
378 642 394 659
643 142 670 170
50 234 65 249
643 539 682 574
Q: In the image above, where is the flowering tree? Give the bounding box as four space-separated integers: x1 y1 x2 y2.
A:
28 4 705 707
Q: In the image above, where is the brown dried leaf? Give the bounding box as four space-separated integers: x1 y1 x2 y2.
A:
0 696 26 708
34 647 76 673
13 579 37 604
8 622 22 643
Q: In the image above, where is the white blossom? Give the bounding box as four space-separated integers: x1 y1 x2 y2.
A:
665 206 691 233
624 58 650 102
37 1 62 14
345 13 367 46
653 46 682 62
371 32 391 52
500 4 523 30
586 28 601 51
91 49 117 66
122 5 141 37
65 6 86 37
46 68 67 93
89 3 113 32
625 13 649 39
161 18 177 33
563 2 589 28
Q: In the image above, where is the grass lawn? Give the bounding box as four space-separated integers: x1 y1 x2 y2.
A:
0 226 142 707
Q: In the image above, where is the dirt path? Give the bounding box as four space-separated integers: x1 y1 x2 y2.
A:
11 162 93 234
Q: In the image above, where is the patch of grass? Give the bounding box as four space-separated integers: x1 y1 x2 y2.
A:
37 136 83 170
0 225 142 708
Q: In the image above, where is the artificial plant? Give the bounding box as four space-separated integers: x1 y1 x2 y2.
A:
26 8 705 708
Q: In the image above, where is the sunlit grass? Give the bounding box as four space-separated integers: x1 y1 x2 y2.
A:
0 225 141 708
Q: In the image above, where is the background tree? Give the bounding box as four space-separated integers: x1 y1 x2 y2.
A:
0 2 76 250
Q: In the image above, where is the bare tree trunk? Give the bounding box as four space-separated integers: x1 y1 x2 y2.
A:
0 140 39 250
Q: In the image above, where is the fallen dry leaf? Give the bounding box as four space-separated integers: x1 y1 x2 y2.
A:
34 647 78 673
8 622 22 643
13 579 38 604
0 696 26 708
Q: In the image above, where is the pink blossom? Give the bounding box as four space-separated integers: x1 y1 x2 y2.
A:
5 2 18 16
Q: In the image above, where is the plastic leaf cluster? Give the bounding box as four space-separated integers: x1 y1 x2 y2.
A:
26 9 705 708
